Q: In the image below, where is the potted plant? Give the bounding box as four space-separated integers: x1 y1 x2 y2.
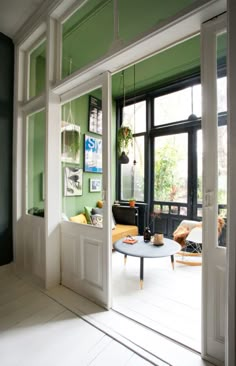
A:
129 198 136 207
117 126 133 158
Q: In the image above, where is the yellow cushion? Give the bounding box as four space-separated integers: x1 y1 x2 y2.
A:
112 224 138 244
70 213 87 224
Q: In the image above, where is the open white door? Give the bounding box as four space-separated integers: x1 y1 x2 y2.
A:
60 72 112 309
201 14 227 366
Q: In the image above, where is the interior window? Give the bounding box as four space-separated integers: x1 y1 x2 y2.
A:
29 40 46 99
27 110 45 217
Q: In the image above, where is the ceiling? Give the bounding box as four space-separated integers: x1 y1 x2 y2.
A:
0 0 47 39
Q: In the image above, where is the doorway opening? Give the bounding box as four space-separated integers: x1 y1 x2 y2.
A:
111 33 227 353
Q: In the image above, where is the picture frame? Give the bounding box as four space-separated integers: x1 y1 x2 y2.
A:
84 134 102 173
64 166 83 196
90 178 101 192
61 122 80 164
88 95 102 135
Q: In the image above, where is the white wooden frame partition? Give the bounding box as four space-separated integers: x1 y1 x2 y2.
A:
13 0 236 363
226 1 236 364
201 14 227 366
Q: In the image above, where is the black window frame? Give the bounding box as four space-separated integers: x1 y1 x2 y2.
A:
116 66 227 235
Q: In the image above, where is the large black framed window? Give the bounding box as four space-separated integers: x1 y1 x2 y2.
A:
116 72 227 240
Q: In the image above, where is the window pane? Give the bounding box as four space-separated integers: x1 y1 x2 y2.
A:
121 136 144 201
217 125 227 206
217 32 227 247
123 101 146 133
217 76 227 113
217 31 227 113
118 0 194 43
197 130 203 207
29 41 46 99
62 0 113 78
154 133 188 203
192 84 202 117
154 87 192 125
27 110 45 216
61 88 103 221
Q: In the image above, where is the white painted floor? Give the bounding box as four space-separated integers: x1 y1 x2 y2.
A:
112 251 202 351
0 264 212 366
0 266 155 366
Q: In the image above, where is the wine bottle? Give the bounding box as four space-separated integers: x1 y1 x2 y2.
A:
143 226 151 242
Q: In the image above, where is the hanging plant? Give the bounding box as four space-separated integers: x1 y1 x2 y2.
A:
117 126 133 156
68 129 80 158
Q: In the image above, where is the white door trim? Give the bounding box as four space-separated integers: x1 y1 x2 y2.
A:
226 1 236 365
201 13 227 366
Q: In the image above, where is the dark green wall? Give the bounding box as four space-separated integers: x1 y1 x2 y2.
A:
0 33 13 266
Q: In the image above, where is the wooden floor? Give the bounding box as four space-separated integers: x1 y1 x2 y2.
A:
0 263 212 366
112 251 202 352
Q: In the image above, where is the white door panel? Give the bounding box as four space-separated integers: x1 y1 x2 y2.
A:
201 14 227 365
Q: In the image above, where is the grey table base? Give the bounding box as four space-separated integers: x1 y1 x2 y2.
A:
114 236 181 289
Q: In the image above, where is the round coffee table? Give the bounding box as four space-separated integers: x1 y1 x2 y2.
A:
114 236 181 289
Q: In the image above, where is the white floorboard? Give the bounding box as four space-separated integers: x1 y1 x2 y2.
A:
45 280 213 366
112 251 202 351
0 264 212 366
0 267 156 366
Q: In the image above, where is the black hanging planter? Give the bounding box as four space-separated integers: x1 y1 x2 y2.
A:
119 151 129 164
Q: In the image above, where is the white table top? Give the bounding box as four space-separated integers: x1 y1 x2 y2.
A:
114 236 181 258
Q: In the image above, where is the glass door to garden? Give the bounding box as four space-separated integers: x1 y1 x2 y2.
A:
153 132 189 232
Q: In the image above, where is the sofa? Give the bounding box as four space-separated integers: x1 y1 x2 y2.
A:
112 205 139 243
69 204 139 244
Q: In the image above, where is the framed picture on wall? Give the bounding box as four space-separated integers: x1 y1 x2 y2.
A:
90 178 101 192
88 95 102 135
84 134 102 173
64 166 83 196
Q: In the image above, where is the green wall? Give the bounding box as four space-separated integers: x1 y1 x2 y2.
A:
0 33 13 265
112 35 201 98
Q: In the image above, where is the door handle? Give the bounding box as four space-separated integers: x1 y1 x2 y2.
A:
204 191 214 208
